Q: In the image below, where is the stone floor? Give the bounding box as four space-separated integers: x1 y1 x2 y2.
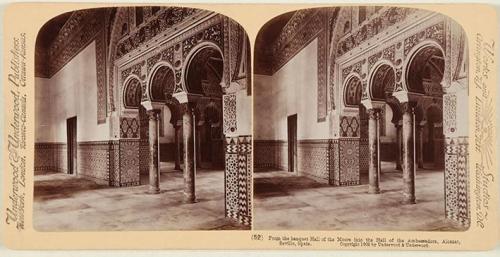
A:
253 162 465 231
34 162 249 231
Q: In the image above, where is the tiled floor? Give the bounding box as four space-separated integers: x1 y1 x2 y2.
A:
253 162 465 231
33 162 249 231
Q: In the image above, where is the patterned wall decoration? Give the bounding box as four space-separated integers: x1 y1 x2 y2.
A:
403 22 445 57
120 117 140 138
224 137 239 221
95 30 108 124
344 76 362 107
225 136 252 226
119 139 141 187
36 9 107 77
77 141 110 184
443 94 457 134
367 43 398 71
339 115 360 137
338 139 361 186
298 140 330 181
123 78 142 108
115 7 202 58
222 94 237 134
329 138 361 186
444 136 469 227
359 138 369 172
34 143 67 174
336 7 417 56
108 140 121 187
316 25 328 122
121 60 146 82
139 139 150 176
182 22 224 58
342 59 365 82
253 140 288 170
107 8 129 112
329 139 340 185
146 46 174 73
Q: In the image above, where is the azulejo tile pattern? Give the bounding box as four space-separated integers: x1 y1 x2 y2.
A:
77 141 111 184
253 140 288 170
224 136 252 226
340 115 360 137
120 117 140 138
444 136 469 227
34 143 67 174
298 140 330 182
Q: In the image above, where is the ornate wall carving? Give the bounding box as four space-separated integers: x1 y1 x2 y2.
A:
115 7 202 58
222 94 237 134
336 7 417 56
403 22 445 57
443 94 457 134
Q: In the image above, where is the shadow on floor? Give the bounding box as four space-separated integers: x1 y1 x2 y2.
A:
34 172 108 201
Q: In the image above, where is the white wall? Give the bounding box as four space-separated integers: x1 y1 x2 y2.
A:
254 38 330 141
35 41 110 143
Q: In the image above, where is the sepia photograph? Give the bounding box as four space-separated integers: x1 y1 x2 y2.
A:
253 6 470 231
34 6 252 231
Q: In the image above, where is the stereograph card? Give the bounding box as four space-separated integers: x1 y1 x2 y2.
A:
1 2 498 251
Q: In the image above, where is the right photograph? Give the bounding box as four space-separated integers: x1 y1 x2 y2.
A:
253 6 469 231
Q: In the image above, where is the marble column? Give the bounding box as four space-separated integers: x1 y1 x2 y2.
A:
174 123 182 171
401 103 416 204
395 122 402 171
147 109 161 194
417 123 425 169
182 104 196 203
367 108 381 194
196 124 202 168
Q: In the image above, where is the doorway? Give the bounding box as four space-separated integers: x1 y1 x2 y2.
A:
66 116 77 175
287 114 297 173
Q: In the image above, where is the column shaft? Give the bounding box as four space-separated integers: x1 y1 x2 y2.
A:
174 124 182 171
368 108 381 194
182 104 196 203
417 124 424 169
395 123 402 170
147 110 161 194
401 103 416 204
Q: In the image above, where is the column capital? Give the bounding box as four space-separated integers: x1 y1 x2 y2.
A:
146 109 161 121
367 108 382 120
400 102 417 114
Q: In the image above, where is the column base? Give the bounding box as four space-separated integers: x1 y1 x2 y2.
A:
368 186 380 194
401 197 416 204
147 187 160 194
183 195 197 203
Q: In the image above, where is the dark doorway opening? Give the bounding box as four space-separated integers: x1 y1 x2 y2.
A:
287 114 297 173
66 116 77 175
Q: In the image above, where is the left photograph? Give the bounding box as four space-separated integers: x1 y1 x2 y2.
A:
34 6 252 231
